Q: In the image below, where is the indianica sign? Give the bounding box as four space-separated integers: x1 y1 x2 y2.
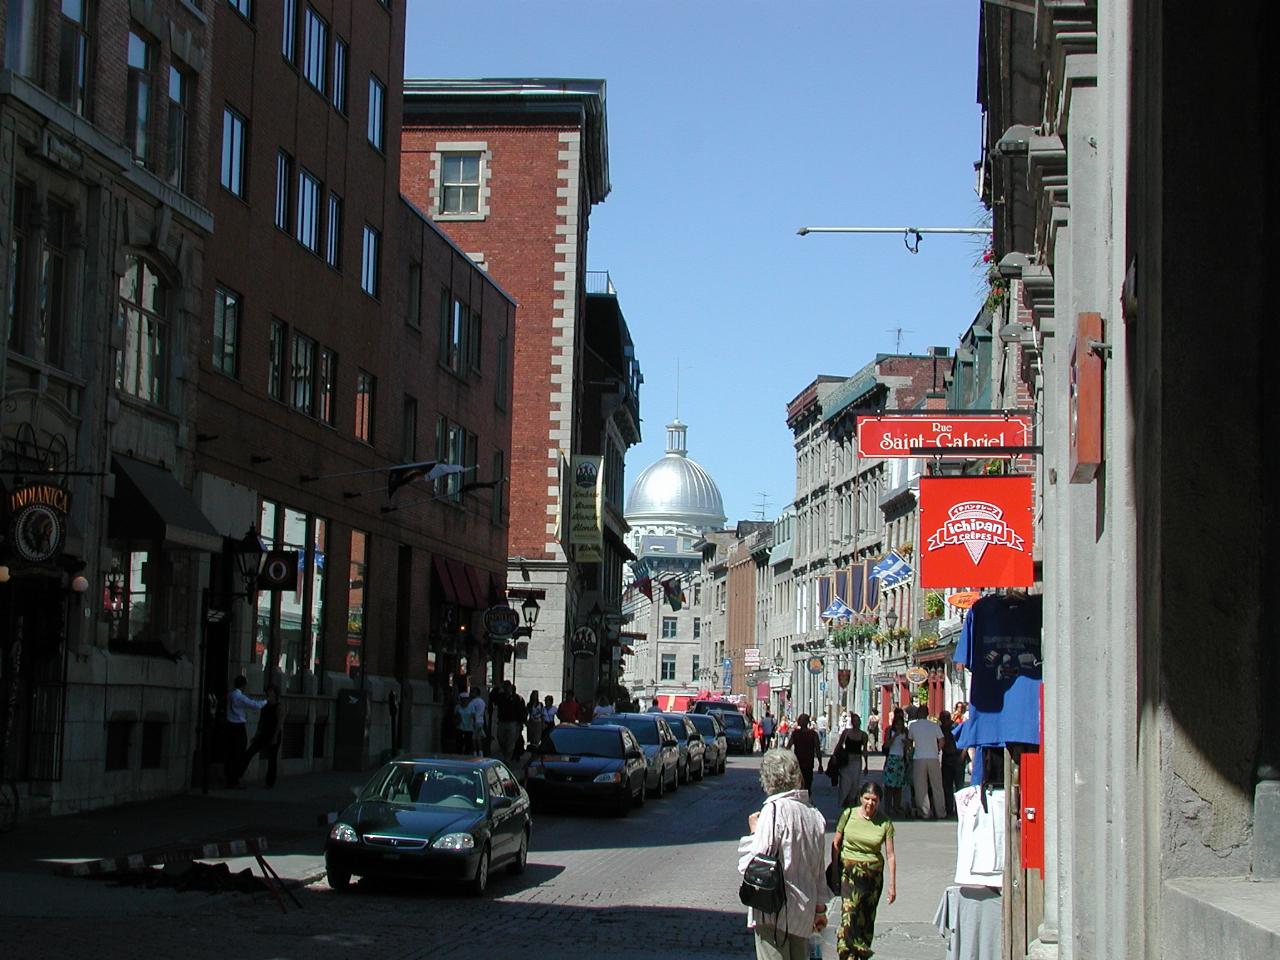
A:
857 414 1033 459
919 476 1035 588
8 482 72 564
568 455 604 563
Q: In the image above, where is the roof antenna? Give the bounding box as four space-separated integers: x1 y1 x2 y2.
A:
755 492 772 522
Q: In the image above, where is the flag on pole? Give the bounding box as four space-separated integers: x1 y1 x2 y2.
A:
870 551 914 587
663 578 685 611
386 460 440 497
819 596 855 622
629 561 654 601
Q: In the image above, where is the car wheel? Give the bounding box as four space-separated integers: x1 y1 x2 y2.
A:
614 792 631 817
326 865 351 892
678 759 688 784
719 756 727 774
668 764 678 792
695 759 705 781
466 846 490 896
507 830 529 875
653 768 665 799
634 778 647 807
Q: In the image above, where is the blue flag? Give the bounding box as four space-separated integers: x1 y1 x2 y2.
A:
870 551 914 587
820 596 855 622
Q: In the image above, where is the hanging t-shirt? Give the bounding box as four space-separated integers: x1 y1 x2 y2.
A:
953 785 1005 886
954 594 1042 750
836 807 895 864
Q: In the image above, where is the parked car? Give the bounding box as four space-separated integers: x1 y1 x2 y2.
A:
690 698 740 715
718 710 753 754
325 757 530 896
659 713 706 782
525 723 647 815
688 712 728 774
591 713 680 797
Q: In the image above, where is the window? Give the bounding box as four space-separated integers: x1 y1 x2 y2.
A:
116 256 166 403
317 348 336 424
105 719 132 770
406 262 421 328
434 416 473 500
140 720 165 768
347 530 368 681
491 451 505 525
367 75 385 149
212 286 240 377
291 332 315 414
466 310 482 371
354 370 374 442
6 0 41 78
166 67 190 190
694 582 702 605
253 503 329 692
296 168 320 251
104 548 151 644
126 31 153 166
274 151 292 229
221 108 247 197
401 395 417 461
281 0 296 61
331 37 348 112
229 0 251 18
693 617 702 640
267 318 286 399
660 654 677 681
691 654 700 682
440 153 481 215
302 7 327 93
495 329 509 409
440 293 464 373
7 184 30 352
57 0 92 117
360 225 379 297
34 199 72 369
662 617 678 639
325 194 343 268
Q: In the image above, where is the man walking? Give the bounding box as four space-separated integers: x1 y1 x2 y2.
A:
224 675 265 788
907 705 947 819
495 681 525 763
760 709 776 749
238 685 282 787
785 713 822 795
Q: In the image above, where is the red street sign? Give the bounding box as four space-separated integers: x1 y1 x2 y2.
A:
919 476 1035 588
857 414 1033 459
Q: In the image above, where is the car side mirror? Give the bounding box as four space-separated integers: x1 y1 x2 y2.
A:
491 795 514 810
351 786 361 798
689 734 701 742
626 748 643 760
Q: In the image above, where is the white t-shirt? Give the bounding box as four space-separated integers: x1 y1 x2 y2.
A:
593 703 616 719
466 697 486 730
907 718 943 758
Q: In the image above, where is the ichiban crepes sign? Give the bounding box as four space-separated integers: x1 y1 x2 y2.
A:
919 476 1035 588
857 414 1033 458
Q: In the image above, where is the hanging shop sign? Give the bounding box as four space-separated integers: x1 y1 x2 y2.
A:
7 481 72 564
905 666 929 685
919 476 1035 588
1069 312 1104 483
258 550 301 592
483 604 520 639
837 669 851 689
947 590 983 610
806 656 825 675
744 647 761 667
569 626 597 658
857 413 1033 459
568 455 604 563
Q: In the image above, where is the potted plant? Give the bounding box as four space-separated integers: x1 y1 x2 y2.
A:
924 591 945 619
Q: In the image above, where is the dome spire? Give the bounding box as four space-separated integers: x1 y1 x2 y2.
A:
666 419 688 457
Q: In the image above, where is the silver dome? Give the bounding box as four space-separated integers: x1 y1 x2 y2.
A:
625 420 727 530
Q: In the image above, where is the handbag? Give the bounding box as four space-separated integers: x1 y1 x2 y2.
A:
738 802 786 914
826 846 842 895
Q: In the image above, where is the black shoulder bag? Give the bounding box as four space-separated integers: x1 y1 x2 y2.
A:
739 801 787 914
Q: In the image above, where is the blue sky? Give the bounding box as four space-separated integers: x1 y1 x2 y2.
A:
404 1 986 525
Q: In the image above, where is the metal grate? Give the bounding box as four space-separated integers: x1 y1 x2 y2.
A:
281 719 307 759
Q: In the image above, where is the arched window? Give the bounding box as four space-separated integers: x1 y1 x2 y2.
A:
116 255 167 403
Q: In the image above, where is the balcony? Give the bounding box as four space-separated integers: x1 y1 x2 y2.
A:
585 270 616 295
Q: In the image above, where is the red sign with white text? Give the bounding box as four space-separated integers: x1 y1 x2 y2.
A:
919 476 1035 588
857 414 1033 459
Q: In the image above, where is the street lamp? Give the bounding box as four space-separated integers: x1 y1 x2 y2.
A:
884 607 899 632
521 595 541 630
233 525 265 596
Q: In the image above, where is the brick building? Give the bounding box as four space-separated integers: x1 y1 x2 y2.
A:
195 2 515 774
399 79 612 702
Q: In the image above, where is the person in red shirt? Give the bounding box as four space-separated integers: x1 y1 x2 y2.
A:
556 692 580 725
786 713 822 794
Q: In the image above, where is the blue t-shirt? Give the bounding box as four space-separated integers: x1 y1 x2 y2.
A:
953 594 1042 750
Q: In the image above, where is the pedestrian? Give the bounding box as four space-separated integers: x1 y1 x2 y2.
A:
556 692 580 725
761 709 776 749
237 685 282 787
882 710 909 816
526 689 545 751
866 709 880 753
832 780 897 960
737 748 829 959
816 713 830 754
939 710 964 815
542 693 558 732
496 681 524 763
455 688 477 755
831 713 869 809
592 689 616 720
466 686 487 756
907 705 946 819
752 717 763 753
224 675 265 788
786 713 822 795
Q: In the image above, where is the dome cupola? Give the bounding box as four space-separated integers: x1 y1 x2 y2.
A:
625 419 726 531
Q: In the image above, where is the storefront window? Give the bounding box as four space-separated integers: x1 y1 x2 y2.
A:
105 548 151 644
256 500 328 691
309 518 327 676
347 530 367 681
280 508 307 690
254 501 278 673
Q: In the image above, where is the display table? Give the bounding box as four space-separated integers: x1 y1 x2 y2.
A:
933 884 1002 960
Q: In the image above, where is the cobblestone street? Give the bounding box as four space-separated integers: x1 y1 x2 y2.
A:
0 756 955 960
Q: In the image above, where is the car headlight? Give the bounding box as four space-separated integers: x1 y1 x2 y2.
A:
593 772 622 783
329 822 359 843
432 833 476 851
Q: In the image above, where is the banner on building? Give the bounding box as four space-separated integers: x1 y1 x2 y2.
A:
744 647 761 667
919 476 1035 588
569 455 604 562
857 413 1033 459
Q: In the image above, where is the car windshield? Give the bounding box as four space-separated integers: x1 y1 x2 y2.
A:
612 716 660 744
545 726 624 758
719 713 746 730
689 716 719 736
360 762 486 810
661 716 689 740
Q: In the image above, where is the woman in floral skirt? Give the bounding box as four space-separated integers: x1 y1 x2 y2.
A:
882 709 909 815
833 780 897 959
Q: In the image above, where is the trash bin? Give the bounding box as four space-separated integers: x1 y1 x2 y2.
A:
333 689 369 771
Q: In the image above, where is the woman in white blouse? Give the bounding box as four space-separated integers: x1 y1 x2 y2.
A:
738 748 829 959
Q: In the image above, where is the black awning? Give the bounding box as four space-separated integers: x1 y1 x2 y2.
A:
110 455 222 552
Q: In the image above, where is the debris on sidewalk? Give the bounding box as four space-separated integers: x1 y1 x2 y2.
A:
93 860 262 894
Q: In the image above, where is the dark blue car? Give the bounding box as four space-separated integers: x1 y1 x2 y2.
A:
525 723 648 815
